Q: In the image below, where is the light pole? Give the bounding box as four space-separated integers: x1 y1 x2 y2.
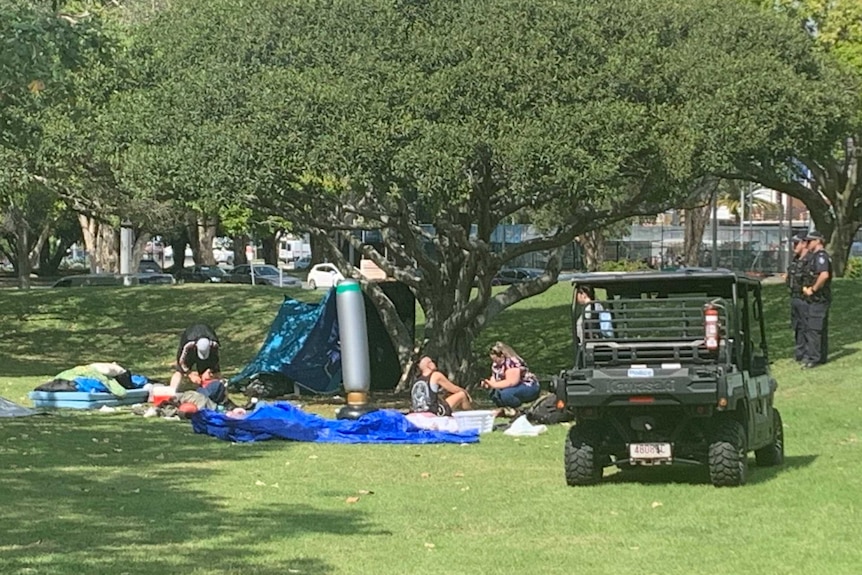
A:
711 191 718 269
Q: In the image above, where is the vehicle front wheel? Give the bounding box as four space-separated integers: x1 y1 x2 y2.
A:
564 423 603 486
308 279 316 290
755 409 784 467
708 418 748 487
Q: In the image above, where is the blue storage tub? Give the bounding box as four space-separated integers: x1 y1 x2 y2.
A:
28 388 149 409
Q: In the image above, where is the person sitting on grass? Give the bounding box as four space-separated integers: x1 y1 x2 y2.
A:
411 356 473 416
169 322 226 404
481 341 541 417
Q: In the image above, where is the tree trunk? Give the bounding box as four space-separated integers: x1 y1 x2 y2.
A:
39 235 75 276
420 320 483 390
197 214 217 265
77 213 99 273
683 202 712 266
169 235 188 272
748 134 861 277
828 217 859 278
579 230 605 271
95 224 119 273
260 232 278 266
232 234 249 265
309 233 324 265
188 212 217 265
132 230 152 270
28 221 52 271
14 214 31 290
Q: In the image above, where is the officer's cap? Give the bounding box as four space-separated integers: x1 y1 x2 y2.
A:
791 233 806 244
805 230 824 241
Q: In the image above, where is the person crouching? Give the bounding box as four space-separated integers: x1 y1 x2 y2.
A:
169 322 226 404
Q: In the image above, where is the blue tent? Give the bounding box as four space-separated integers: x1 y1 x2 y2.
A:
231 290 342 394
231 284 414 395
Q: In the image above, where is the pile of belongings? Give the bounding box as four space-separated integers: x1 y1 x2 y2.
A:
132 390 226 420
34 362 149 397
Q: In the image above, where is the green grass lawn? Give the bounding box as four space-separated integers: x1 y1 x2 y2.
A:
1 282 861 575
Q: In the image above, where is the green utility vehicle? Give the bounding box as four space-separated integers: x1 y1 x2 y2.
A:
556 270 783 487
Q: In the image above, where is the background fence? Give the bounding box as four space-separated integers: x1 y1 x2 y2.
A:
491 223 852 274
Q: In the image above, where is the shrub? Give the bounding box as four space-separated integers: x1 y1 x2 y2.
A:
598 260 651 272
844 257 862 279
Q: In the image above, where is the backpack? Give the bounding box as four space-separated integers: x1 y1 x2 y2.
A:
525 394 573 425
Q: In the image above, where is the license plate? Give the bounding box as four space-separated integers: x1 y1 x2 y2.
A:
629 442 672 461
627 368 654 378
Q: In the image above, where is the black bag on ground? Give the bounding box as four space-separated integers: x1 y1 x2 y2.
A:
525 394 573 425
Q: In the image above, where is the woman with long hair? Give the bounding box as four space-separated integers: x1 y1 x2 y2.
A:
481 341 541 414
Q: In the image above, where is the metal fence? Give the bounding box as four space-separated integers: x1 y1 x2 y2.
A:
490 223 819 274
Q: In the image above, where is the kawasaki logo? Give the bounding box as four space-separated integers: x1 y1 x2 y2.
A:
610 381 676 393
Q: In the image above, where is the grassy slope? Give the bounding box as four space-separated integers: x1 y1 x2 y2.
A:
1 282 860 575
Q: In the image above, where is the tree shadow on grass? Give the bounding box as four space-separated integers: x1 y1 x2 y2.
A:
0 285 302 379
0 415 390 575
604 454 817 487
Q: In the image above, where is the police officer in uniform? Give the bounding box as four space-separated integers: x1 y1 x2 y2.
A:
785 233 810 362
801 231 832 368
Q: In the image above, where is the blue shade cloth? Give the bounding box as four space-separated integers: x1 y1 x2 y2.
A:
230 291 342 394
191 402 480 444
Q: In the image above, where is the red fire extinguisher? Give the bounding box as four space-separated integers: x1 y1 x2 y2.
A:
704 304 720 351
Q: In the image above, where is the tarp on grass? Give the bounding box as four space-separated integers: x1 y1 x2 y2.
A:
191 402 479 444
0 397 36 417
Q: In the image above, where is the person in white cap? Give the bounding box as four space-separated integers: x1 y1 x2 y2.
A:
169 323 224 401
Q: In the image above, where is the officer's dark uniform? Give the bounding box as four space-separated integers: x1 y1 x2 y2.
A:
786 237 810 362
802 235 832 366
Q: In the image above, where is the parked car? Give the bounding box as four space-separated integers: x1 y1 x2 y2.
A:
132 273 175 285
52 273 175 287
138 260 163 274
213 247 234 265
224 264 300 287
491 268 541 286
52 274 122 288
306 263 345 290
174 265 227 284
293 255 312 271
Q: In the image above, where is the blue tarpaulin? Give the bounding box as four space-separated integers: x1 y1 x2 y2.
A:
230 291 342 394
191 402 479 444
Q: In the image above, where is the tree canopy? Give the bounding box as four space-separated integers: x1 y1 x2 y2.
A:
739 0 862 275
5 0 851 380
115 0 852 381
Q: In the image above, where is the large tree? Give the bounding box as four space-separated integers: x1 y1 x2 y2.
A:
735 0 862 275
0 1 112 286
259 0 847 382
122 0 847 384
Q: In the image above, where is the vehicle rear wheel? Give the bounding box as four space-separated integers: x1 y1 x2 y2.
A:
309 279 316 290
755 409 784 467
564 423 603 486
708 418 748 487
